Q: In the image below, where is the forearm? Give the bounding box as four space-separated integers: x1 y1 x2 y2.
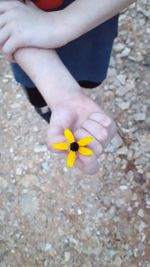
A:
63 0 136 42
14 48 81 109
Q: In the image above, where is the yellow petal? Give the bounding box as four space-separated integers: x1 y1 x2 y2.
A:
67 150 76 168
78 146 94 156
64 129 75 143
52 142 69 150
77 136 93 146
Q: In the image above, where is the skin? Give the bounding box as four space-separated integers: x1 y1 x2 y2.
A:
0 0 135 174
14 47 116 174
0 0 136 59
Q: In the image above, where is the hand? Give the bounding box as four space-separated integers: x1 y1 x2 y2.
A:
47 92 116 175
0 0 69 60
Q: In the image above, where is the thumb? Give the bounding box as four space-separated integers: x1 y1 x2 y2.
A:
47 107 76 153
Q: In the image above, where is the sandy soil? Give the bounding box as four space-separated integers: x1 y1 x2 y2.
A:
0 2 150 267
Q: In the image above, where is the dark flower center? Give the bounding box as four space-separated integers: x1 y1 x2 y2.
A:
70 142 79 152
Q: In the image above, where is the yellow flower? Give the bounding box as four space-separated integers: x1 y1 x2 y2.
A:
52 129 94 168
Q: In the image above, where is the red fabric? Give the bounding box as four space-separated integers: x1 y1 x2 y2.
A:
34 0 64 10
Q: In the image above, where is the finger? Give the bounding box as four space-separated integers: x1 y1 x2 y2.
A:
0 26 10 49
74 128 103 157
89 112 117 147
0 1 20 13
2 36 18 61
47 109 75 153
89 112 116 136
89 112 113 128
75 154 100 175
47 125 67 154
82 119 110 148
0 14 7 29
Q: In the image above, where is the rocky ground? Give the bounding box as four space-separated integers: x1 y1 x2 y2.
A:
0 1 150 267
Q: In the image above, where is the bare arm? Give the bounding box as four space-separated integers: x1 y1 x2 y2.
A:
63 0 136 42
0 0 136 56
14 47 81 109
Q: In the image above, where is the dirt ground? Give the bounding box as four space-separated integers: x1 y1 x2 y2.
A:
0 2 150 267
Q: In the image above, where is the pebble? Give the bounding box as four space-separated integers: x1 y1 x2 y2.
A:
134 112 146 121
19 175 39 188
113 256 122 266
19 192 39 215
16 167 23 176
137 221 147 232
117 101 130 110
44 243 52 252
137 209 145 218
120 185 128 191
32 126 39 132
113 43 125 52
41 162 49 172
145 172 150 180
106 134 123 152
77 208 82 215
116 86 127 96
121 47 131 57
34 144 47 153
64 252 71 262
0 176 8 189
117 146 129 156
117 74 126 85
0 210 5 220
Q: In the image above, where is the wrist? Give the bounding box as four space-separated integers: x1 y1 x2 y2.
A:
37 77 81 110
46 10 76 47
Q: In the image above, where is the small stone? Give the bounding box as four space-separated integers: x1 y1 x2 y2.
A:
63 166 68 173
132 193 138 201
32 126 38 132
44 243 52 252
0 176 8 189
121 47 131 57
137 221 147 232
120 185 128 191
137 209 144 218
116 199 125 208
117 74 126 85
19 175 39 188
117 146 129 156
133 248 138 258
64 252 70 262
145 172 150 180
116 86 127 96
117 101 130 110
77 208 82 215
106 134 123 152
0 210 5 220
113 256 122 266
10 148 14 153
16 167 23 176
129 54 143 62
41 162 49 172
134 113 146 121
34 144 47 153
20 192 39 215
127 150 134 160
138 232 146 242
113 43 125 53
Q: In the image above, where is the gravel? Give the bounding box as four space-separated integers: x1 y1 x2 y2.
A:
0 1 150 267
